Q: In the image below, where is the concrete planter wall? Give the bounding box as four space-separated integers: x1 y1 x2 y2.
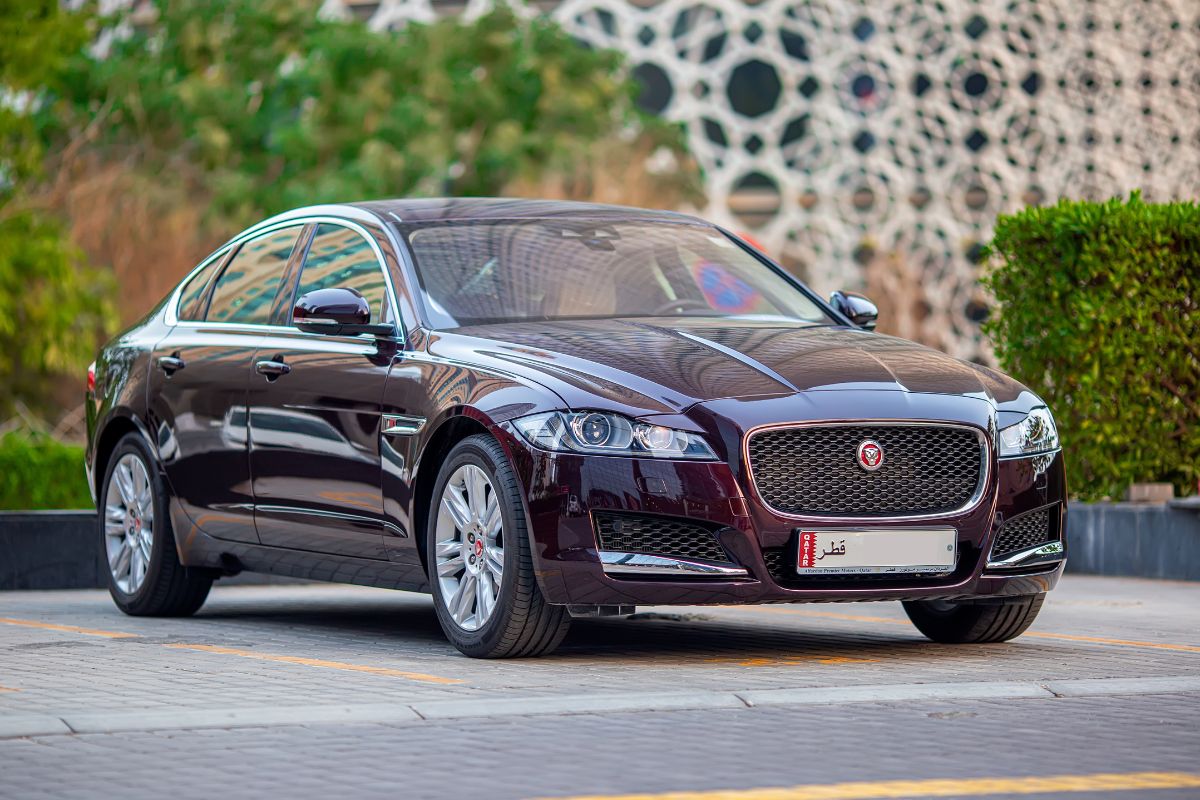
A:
1066 501 1200 582
1 504 1197 590
0 511 298 591
0 511 106 591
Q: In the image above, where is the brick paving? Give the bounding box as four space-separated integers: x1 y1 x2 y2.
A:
0 575 1197 798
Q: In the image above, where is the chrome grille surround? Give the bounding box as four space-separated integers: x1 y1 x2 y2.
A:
744 421 990 521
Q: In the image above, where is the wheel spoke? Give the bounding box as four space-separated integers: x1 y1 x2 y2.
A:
482 494 501 540
440 487 472 532
451 573 477 623
132 461 152 515
485 547 504 581
110 540 131 576
435 538 460 560
476 571 494 621
130 546 145 590
437 556 464 577
114 463 136 507
464 466 487 519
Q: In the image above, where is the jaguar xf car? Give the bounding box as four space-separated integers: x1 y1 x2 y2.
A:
86 199 1067 657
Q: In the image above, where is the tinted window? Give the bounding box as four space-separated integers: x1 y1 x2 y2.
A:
206 227 303 324
404 221 831 328
176 251 226 321
293 224 389 324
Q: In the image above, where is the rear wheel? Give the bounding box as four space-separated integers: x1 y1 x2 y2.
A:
427 434 570 658
903 594 1045 643
100 433 213 616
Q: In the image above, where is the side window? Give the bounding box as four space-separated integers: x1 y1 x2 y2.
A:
207 226 303 324
176 250 226 322
293 223 390 324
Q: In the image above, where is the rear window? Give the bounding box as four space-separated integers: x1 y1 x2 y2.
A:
176 252 226 322
206 226 303 324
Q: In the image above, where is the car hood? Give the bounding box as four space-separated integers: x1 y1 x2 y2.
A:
427 318 1026 414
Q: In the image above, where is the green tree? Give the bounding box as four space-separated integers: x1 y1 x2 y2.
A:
62 0 699 226
0 1 114 417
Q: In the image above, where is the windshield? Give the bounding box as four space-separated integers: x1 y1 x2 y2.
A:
404 220 832 328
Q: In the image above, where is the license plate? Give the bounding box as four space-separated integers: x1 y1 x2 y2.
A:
795 528 957 575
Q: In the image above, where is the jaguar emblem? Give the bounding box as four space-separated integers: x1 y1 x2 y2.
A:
857 439 884 471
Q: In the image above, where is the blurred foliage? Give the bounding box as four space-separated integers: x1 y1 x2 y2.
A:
0 431 92 509
0 211 114 416
983 194 1199 500
0 0 90 197
0 1 115 418
56 0 701 226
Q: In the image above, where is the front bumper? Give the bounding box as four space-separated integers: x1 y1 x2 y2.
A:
498 416 1067 608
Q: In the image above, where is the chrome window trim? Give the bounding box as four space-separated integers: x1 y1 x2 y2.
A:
742 420 992 523
165 245 232 326
165 216 404 341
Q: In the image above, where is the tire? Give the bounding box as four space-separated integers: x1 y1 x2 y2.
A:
426 434 570 658
99 433 213 616
903 594 1045 644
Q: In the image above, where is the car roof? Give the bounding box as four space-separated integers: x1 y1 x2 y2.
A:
349 197 703 225
244 198 705 233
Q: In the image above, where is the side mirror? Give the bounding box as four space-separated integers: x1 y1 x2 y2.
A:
829 290 878 331
293 287 394 337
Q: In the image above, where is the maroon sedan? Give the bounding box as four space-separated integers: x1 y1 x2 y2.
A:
85 199 1066 657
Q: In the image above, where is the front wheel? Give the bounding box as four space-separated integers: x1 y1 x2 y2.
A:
100 433 213 616
903 594 1045 644
426 434 570 658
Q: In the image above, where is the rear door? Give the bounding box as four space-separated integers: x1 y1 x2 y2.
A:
248 221 397 559
148 224 306 544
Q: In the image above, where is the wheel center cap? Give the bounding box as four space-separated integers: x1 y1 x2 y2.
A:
473 537 484 558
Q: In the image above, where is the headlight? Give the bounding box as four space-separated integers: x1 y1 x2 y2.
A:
513 411 718 460
998 407 1060 457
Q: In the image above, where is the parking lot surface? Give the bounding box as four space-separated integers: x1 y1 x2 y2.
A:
1 575 1197 799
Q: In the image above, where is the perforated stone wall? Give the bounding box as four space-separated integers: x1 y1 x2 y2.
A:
333 1 1200 358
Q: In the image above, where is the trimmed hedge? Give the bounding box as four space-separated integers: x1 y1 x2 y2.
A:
983 194 1199 501
0 432 92 510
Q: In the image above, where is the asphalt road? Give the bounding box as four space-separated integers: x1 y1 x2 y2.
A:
1 575 1197 799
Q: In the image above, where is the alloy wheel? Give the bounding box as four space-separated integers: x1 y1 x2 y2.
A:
434 464 504 631
104 453 155 594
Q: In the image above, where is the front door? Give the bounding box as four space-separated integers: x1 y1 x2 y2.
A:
248 222 397 559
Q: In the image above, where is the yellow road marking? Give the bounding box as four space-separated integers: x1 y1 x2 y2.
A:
1023 631 1200 654
0 617 140 639
754 608 1200 653
537 771 1200 800
706 655 880 668
0 685 19 692
165 643 463 685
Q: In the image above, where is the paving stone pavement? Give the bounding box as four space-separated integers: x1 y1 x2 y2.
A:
0 574 1197 799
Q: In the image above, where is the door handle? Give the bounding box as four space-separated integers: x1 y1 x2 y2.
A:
157 355 186 375
255 359 291 379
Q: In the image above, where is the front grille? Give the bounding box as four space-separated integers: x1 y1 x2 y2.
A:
991 507 1056 557
593 511 730 563
747 424 984 517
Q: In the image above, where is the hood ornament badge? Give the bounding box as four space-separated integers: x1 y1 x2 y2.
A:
857 439 884 471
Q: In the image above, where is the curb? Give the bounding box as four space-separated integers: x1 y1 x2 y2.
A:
3 675 1199 740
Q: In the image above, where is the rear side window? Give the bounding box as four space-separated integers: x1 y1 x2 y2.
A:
293 224 390 324
176 252 226 321
207 226 303 324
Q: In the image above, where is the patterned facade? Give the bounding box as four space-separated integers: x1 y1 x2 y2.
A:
116 0 1174 360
